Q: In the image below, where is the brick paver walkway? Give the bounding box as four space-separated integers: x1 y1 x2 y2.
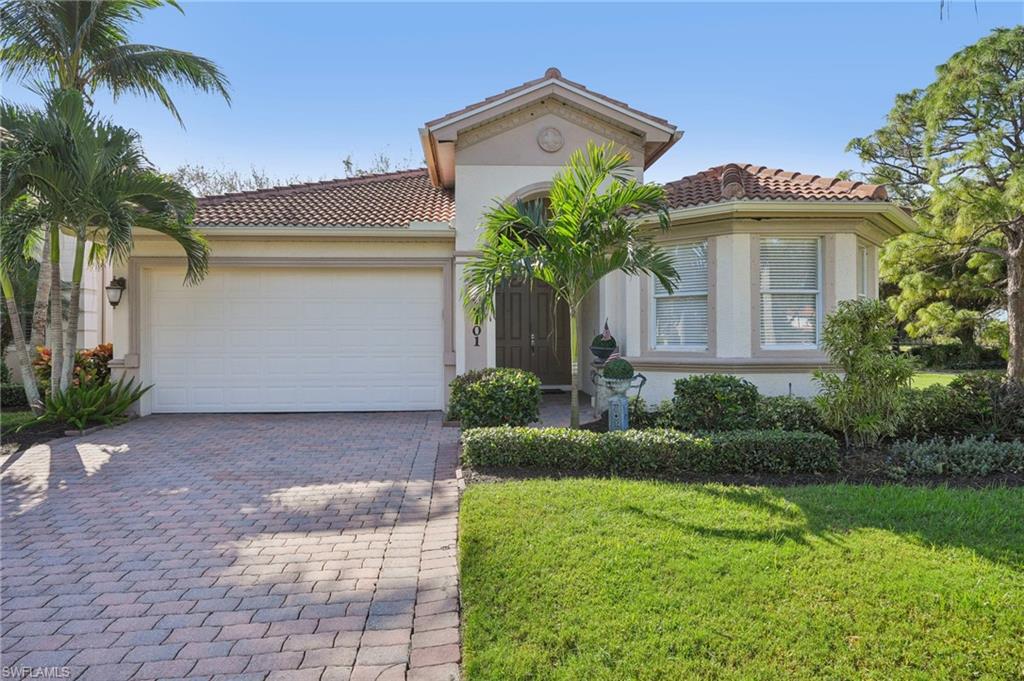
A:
1 413 461 681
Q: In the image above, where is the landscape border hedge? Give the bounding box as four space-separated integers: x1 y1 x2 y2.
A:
461 427 840 476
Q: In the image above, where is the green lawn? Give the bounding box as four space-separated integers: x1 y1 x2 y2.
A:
461 480 1024 680
911 371 959 388
1 409 36 433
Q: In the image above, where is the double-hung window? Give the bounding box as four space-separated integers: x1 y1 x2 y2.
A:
652 241 708 350
759 237 821 349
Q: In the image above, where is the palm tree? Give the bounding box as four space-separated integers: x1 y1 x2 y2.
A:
1 0 227 390
1 0 231 126
463 142 679 428
2 90 210 392
1 197 44 412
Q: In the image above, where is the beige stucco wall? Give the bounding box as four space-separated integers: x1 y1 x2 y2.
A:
615 215 887 403
57 233 108 349
107 232 457 409
451 108 643 376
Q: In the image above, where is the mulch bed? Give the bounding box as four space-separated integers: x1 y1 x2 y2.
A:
1 420 71 456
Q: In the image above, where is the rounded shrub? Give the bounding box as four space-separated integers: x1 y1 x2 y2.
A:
591 333 617 349
450 368 541 429
447 368 497 421
672 374 759 431
602 358 634 380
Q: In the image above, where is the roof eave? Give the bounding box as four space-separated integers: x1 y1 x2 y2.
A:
636 200 916 236
645 130 684 170
177 225 456 240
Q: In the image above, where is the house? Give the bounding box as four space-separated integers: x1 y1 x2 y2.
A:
107 68 913 415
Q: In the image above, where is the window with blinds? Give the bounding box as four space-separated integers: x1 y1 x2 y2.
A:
759 237 821 348
858 244 870 298
653 241 708 349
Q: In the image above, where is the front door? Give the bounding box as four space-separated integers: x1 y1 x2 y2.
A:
495 281 571 385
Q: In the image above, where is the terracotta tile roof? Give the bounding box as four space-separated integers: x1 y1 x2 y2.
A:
662 163 888 209
194 169 455 227
425 67 673 129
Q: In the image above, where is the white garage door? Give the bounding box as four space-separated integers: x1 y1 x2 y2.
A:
145 267 444 413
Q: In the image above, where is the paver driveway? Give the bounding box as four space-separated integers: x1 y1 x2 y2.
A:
1 413 461 681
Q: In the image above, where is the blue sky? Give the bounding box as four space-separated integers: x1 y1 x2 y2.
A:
2 1 1021 185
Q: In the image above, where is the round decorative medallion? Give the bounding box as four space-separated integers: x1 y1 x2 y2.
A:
537 126 564 153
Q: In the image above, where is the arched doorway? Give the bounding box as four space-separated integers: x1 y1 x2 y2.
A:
493 190 572 386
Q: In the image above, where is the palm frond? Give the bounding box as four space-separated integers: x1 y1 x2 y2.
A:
2 0 229 124
87 44 231 124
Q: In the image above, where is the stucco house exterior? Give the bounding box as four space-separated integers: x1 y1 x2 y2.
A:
106 68 913 415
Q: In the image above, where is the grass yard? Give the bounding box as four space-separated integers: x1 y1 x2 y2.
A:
461 480 1024 680
1 409 37 433
911 371 959 388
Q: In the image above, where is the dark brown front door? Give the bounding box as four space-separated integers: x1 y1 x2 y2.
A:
495 281 571 385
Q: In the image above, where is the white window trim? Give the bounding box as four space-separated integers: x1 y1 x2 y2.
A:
651 240 709 352
759 236 823 350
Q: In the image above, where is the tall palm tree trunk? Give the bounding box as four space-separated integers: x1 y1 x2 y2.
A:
59 236 85 391
47 225 63 393
569 304 580 428
1 271 42 413
29 228 51 351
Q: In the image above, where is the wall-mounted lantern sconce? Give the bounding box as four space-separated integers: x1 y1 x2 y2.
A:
105 277 127 308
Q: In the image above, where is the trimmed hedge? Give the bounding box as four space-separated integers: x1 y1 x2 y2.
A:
448 368 541 429
754 396 824 433
672 375 759 431
890 436 1024 477
1 384 29 410
461 427 839 476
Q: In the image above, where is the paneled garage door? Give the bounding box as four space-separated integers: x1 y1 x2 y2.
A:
145 267 444 412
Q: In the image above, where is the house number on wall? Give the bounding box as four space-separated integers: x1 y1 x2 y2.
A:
472 325 481 347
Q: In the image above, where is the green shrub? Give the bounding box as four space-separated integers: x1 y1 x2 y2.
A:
754 396 824 432
0 360 10 384
946 372 1024 440
672 374 759 431
447 368 500 421
890 436 1024 476
1 384 29 410
602 358 634 380
708 430 840 474
461 427 839 475
591 333 617 349
450 368 540 429
23 377 151 431
814 299 917 447
990 380 1024 441
895 385 988 440
628 397 675 430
